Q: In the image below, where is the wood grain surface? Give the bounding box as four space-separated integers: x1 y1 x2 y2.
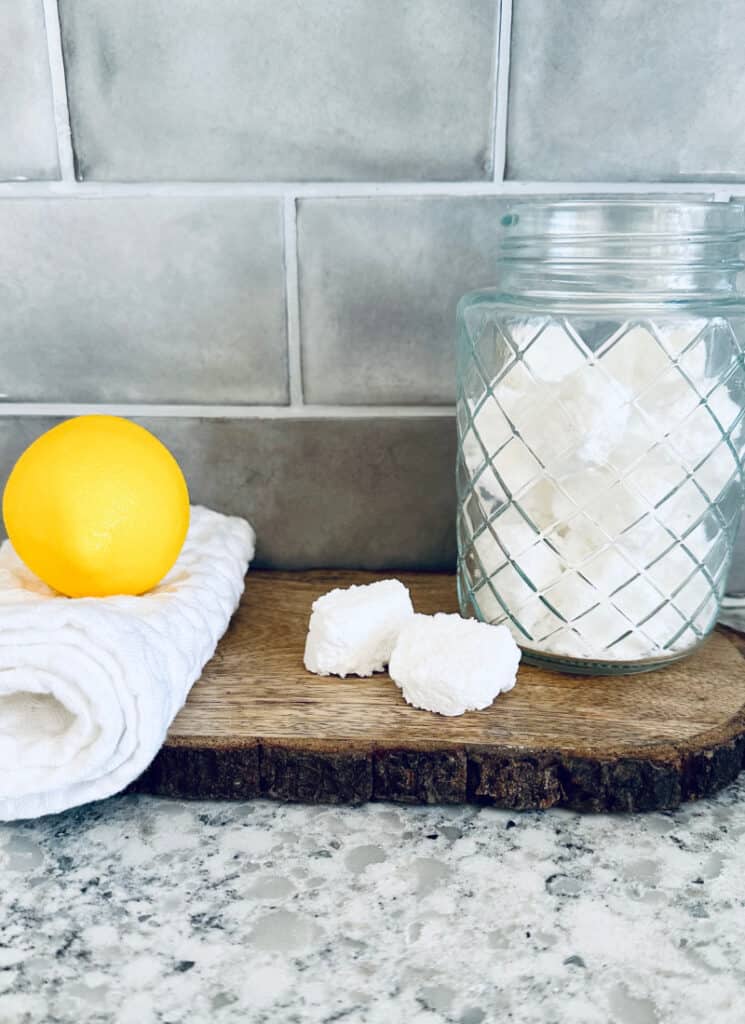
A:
132 571 745 812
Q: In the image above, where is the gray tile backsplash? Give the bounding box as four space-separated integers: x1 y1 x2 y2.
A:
0 3 59 180
298 197 506 404
0 198 287 404
730 521 745 595
0 417 457 570
0 0 743 588
59 0 498 182
507 0 745 182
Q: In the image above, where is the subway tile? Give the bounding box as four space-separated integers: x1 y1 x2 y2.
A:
0 198 287 404
724 377 745 595
298 196 508 404
507 0 745 182
730 519 745 595
2 415 741 588
59 0 498 182
0 417 457 570
0 3 59 180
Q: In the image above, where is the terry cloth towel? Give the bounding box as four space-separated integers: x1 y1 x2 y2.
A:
0 505 255 821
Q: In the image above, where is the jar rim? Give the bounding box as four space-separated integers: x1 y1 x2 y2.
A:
499 198 745 241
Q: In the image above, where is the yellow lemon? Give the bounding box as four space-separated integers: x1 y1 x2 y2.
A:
2 416 189 597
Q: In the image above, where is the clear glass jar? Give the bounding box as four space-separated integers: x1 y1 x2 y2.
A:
456 199 745 674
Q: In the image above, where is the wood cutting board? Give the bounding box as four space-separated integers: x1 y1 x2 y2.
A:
132 571 745 812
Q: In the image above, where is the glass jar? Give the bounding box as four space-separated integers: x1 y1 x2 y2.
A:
456 199 745 674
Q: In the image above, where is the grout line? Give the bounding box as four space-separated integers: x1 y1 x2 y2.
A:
0 403 456 420
283 196 303 405
42 0 75 182
492 0 513 183
0 179 734 200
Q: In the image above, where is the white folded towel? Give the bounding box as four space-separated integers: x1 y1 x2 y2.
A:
0 505 255 821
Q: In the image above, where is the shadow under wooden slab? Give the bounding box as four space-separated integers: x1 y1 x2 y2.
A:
132 571 745 812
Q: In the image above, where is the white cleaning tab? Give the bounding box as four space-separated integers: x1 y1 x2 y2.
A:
0 505 255 821
389 613 521 717
304 579 414 677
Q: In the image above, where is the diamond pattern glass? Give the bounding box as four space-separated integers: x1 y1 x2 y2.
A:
457 308 745 671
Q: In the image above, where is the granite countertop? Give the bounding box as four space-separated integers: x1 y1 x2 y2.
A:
2 780 744 1024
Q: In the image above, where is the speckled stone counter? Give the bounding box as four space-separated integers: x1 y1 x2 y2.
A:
2 779 744 1024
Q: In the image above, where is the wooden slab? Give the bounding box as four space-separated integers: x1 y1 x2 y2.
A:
132 571 745 812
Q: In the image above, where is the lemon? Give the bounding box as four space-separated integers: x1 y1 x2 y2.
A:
2 416 190 597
